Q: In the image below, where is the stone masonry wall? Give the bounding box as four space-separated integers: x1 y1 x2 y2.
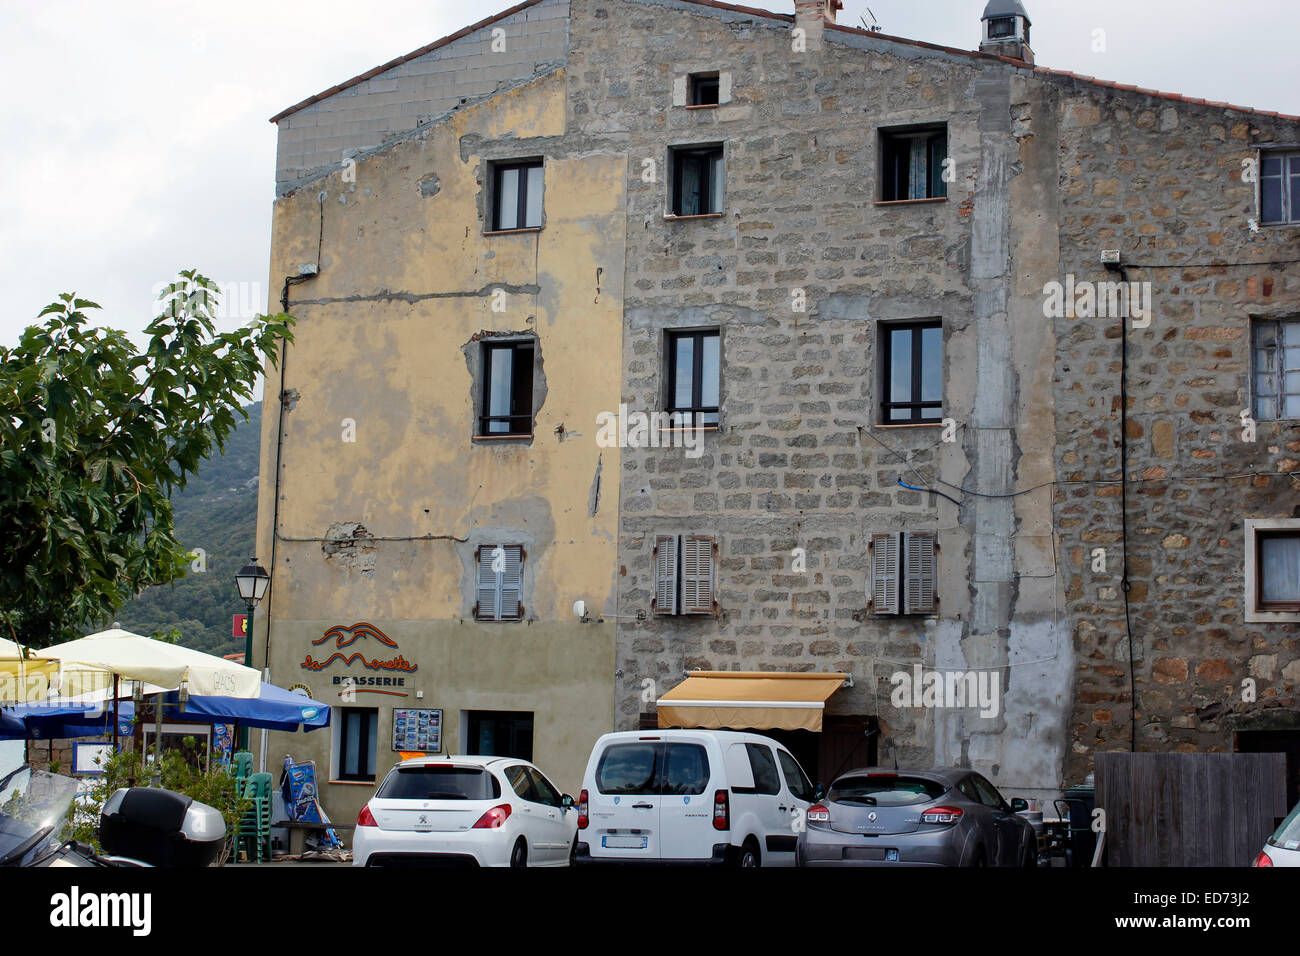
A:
567 0 1069 798
1050 83 1300 782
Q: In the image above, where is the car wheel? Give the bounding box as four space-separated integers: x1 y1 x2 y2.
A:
738 839 761 868
510 838 528 868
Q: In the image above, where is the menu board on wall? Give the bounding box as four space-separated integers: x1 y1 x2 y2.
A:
392 708 442 753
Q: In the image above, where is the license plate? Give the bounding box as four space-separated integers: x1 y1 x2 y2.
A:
602 835 648 849
885 849 899 862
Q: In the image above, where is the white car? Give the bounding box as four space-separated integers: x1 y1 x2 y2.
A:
353 755 579 867
575 729 816 867
1253 800 1300 867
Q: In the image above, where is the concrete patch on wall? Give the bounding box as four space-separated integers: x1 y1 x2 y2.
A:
321 521 378 578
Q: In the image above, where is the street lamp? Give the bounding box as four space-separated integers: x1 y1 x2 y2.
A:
234 556 271 751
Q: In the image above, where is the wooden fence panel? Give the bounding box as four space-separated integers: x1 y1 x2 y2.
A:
1095 752 1286 866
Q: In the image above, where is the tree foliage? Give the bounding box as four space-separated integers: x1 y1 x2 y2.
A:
0 271 293 648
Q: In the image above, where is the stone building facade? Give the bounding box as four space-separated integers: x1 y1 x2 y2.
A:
262 0 1300 807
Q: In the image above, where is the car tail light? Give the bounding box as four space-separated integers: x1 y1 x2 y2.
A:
921 806 964 825
713 789 730 831
807 804 830 824
577 789 589 830
357 805 378 828
472 804 513 829
1252 850 1274 867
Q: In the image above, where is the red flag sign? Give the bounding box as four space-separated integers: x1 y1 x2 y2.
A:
233 614 248 638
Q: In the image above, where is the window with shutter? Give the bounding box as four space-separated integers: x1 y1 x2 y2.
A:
475 545 525 622
903 532 937 614
870 533 900 615
653 535 679 616
681 535 716 615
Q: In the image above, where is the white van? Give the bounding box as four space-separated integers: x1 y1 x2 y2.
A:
574 729 817 866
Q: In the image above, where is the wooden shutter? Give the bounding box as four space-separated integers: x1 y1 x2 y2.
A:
870 533 900 615
652 535 679 616
475 546 498 621
500 545 524 620
681 535 715 615
903 532 937 614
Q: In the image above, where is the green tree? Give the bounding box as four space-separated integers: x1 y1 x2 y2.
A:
0 271 292 648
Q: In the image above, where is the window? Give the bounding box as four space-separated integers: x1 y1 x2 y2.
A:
595 743 660 795
970 775 1010 812
505 765 536 801
871 531 937 615
743 743 780 796
880 125 948 201
881 320 942 423
777 750 814 803
987 16 1016 38
670 144 724 216
1260 150 1300 225
1244 520 1300 622
490 159 543 231
527 768 564 807
479 340 534 437
688 72 720 107
662 744 710 795
465 710 533 758
337 707 378 781
666 329 720 427
1253 318 1300 420
475 545 524 621
377 765 501 800
830 774 946 806
652 534 717 616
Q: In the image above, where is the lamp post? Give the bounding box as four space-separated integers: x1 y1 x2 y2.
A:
234 556 271 751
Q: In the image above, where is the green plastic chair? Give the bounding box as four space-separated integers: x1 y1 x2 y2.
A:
236 771 273 863
231 751 252 782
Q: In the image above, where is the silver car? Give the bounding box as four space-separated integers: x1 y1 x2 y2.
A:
797 767 1036 867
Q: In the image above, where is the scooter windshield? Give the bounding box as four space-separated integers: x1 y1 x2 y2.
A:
0 766 78 865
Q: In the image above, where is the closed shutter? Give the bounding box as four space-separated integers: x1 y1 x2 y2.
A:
500 545 524 620
476 546 499 620
870 533 900 615
476 545 524 621
681 535 715 615
653 535 679 616
903 532 937 614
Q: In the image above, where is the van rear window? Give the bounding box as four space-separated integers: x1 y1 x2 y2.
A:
377 766 501 801
662 744 710 795
596 744 660 795
828 775 945 807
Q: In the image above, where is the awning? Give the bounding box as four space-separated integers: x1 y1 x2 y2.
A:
657 671 849 732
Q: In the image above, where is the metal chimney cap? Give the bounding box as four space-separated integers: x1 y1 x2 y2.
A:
982 0 1030 23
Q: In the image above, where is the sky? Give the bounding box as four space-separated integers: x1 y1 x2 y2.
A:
1 0 1296 400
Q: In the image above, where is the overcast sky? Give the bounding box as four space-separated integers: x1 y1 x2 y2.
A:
2 0 1296 400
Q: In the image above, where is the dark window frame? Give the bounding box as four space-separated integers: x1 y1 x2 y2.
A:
337 707 378 782
879 124 949 202
665 328 721 427
670 144 725 217
490 159 544 232
688 72 721 107
1261 149 1300 225
1256 530 1300 612
880 319 943 424
478 340 535 437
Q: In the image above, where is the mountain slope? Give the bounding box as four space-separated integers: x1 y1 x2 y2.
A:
114 403 262 657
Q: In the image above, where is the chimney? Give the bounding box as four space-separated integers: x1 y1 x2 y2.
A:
979 0 1034 65
794 0 842 49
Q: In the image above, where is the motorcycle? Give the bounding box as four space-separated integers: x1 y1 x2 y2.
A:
0 764 226 867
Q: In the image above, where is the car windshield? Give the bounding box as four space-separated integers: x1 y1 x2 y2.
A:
0 765 77 865
376 766 500 801
828 774 946 807
1269 801 1300 849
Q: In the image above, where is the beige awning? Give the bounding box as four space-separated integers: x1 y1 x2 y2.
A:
657 671 848 732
